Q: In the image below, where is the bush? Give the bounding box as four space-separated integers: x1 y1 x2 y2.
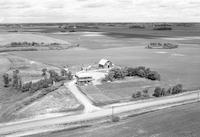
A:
21 82 32 92
125 67 137 76
142 88 148 94
132 93 137 98
147 71 160 81
103 68 125 82
153 87 162 97
102 74 114 82
3 73 9 87
42 68 47 76
168 87 172 94
161 88 167 96
136 91 142 98
132 91 142 98
142 88 149 97
137 69 146 77
110 68 126 79
172 84 183 94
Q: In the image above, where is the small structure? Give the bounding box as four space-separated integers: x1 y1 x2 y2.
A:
98 59 113 69
75 72 93 85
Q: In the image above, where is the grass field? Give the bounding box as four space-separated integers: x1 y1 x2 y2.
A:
78 77 167 105
78 85 118 106
14 86 83 121
97 78 165 100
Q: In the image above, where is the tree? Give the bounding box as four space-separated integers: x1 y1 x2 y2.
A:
61 69 67 76
153 87 162 97
126 67 137 76
142 88 148 94
42 68 47 76
67 71 73 80
136 91 142 98
12 69 20 88
147 71 160 81
142 88 149 97
17 77 22 90
21 82 32 92
3 73 9 87
137 69 146 77
172 84 183 94
161 88 167 96
109 68 125 79
48 70 59 81
166 87 171 95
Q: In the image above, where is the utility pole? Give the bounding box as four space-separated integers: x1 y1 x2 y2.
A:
112 106 114 119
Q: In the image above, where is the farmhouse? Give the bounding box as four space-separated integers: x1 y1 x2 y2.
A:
75 72 93 85
98 59 113 69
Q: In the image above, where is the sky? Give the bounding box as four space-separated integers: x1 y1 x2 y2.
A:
0 0 200 23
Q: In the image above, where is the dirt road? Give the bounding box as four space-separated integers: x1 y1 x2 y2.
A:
65 80 100 113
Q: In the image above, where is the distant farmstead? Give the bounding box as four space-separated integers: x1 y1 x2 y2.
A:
98 59 113 69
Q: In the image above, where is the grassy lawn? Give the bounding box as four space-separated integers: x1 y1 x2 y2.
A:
97 78 165 100
78 85 118 106
78 77 166 105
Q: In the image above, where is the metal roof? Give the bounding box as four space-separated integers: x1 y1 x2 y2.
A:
98 59 110 66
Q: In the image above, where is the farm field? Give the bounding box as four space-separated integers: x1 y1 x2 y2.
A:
13 43 200 90
37 102 200 137
0 23 200 123
0 33 70 45
0 33 74 52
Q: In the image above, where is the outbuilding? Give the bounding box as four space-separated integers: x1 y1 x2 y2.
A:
98 59 113 69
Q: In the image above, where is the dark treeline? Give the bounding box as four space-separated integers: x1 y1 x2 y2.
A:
102 66 160 82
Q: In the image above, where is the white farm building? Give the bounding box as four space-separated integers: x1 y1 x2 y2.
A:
98 59 113 69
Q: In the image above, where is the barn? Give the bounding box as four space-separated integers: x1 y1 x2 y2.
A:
98 59 113 69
